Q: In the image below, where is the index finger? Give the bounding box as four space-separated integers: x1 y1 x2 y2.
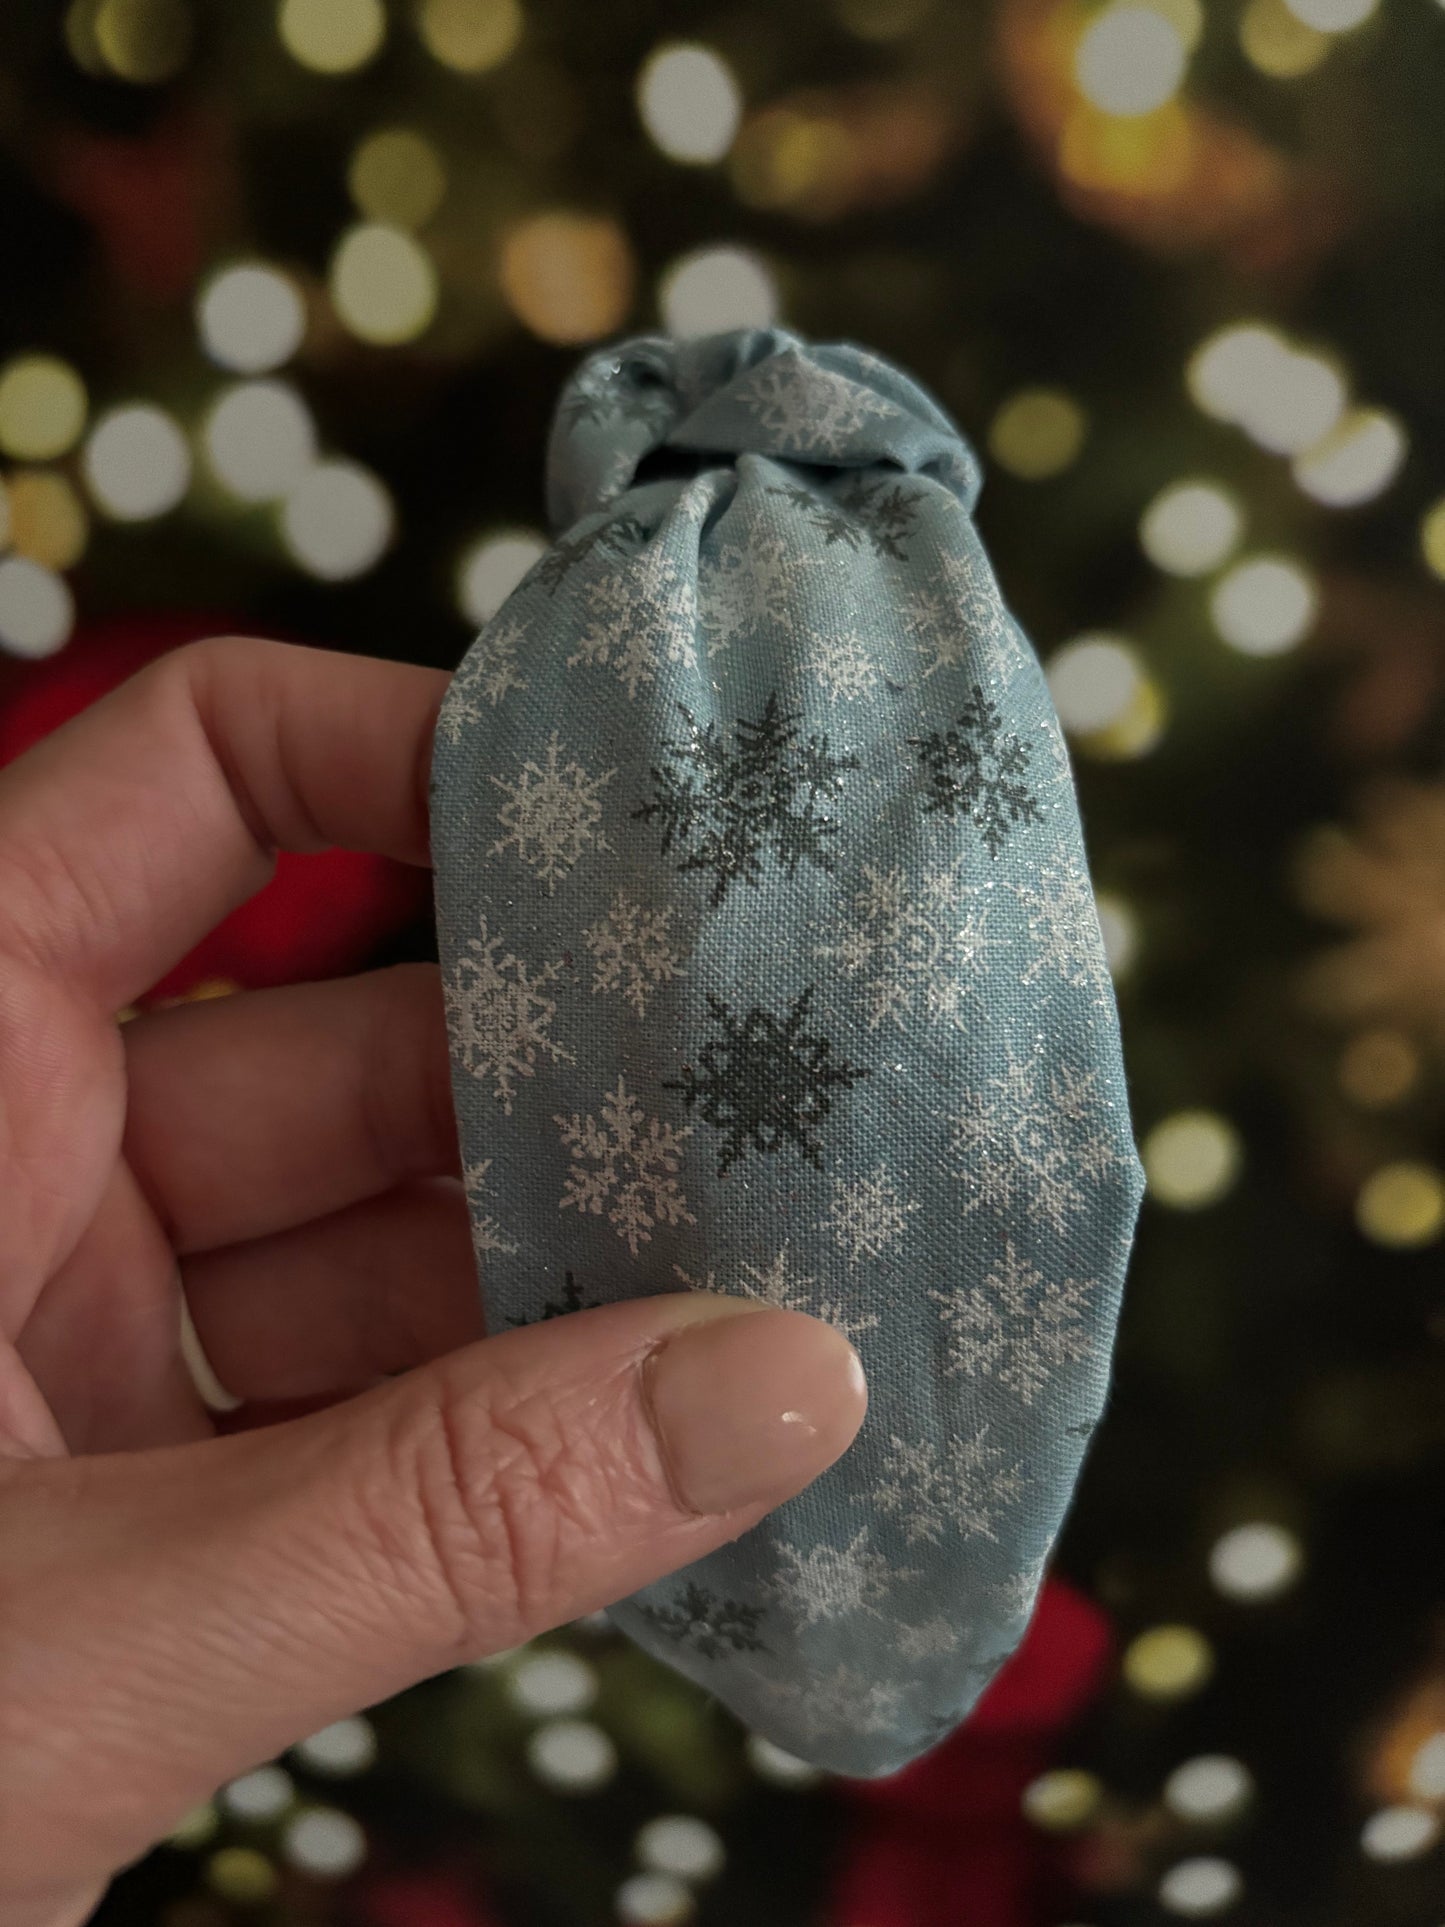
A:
0 637 450 1011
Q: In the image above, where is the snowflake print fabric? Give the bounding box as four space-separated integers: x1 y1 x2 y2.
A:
431 326 1144 1778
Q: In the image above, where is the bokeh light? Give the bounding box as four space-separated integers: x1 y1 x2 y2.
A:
1210 556 1318 655
637 45 742 164
1420 496 1445 578
505 1650 598 1717
1075 6 1190 118
0 554 75 659
1094 891 1140 980
1355 1161 1445 1249
1241 349 1346 455
282 1807 368 1878
82 403 191 520
0 355 88 461
835 0 935 38
0 475 8 548
197 263 307 374
1187 323 1287 424
278 0 386 73
167 1804 219 1849
1338 1030 1418 1109
1359 1805 1440 1861
1123 1624 1215 1700
1285 0 1378 30
348 127 448 229
1208 1522 1304 1601
280 459 394 579
1293 407 1406 505
499 212 635 344
418 0 523 72
659 245 778 337
205 1848 278 1903
635 1815 726 1883
1164 1755 1254 1822
1408 1732 1445 1799
526 1718 618 1792
1144 1110 1242 1209
615 1872 694 1925
88 0 194 82
330 223 439 345
5 470 89 570
1157 1856 1243 1916
1240 0 1331 74
292 1716 377 1776
203 380 317 503
988 388 1087 479
457 528 547 624
1140 480 1243 575
220 1766 295 1821
745 1734 823 1787
1022 1768 1103 1830
1047 633 1144 735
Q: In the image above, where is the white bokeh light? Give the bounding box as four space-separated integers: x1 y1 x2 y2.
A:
1140 481 1243 575
1284 0 1378 29
1293 408 1406 506
292 1717 377 1777
637 44 742 163
282 1807 368 1878
1094 892 1139 980
1075 5 1189 116
1046 634 1144 734
1143 1110 1242 1210
745 1734 823 1787
457 528 546 624
203 380 317 503
0 556 72 659
616 1872 694 1925
83 403 191 520
1408 1731 1445 1801
1360 1805 1440 1862
330 223 438 345
526 1719 618 1792
198 264 307 374
1187 323 1288 424
635 1815 725 1883
506 1650 598 1717
1210 555 1318 655
1241 350 1347 456
280 460 394 580
1208 1522 1303 1600
221 1766 295 1821
660 245 779 338
1164 1756 1254 1822
1158 1857 1244 1916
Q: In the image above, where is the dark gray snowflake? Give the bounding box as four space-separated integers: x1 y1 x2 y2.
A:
506 1272 601 1325
528 513 650 595
666 987 869 1176
634 694 860 906
908 683 1043 857
638 1582 770 1659
767 475 926 561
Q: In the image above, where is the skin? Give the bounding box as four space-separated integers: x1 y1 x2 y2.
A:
0 637 866 1927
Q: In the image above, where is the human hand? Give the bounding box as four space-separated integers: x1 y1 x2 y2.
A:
0 637 868 1927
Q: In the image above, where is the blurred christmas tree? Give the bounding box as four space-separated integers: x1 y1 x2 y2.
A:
2 0 1444 1923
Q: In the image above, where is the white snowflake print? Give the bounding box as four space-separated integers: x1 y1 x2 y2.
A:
448 920 573 1115
808 627 881 703
930 1239 1096 1406
733 350 900 458
555 1075 696 1257
991 1554 1048 1630
822 1162 919 1264
489 732 615 893
896 1615 965 1662
438 612 529 745
867 1431 1026 1546
817 859 1002 1033
758 1663 908 1740
945 1047 1125 1235
570 545 697 698
766 1528 912 1626
1013 858 1113 1005
583 891 686 1017
461 1159 518 1261
672 1247 880 1342
904 551 1028 684
697 532 801 658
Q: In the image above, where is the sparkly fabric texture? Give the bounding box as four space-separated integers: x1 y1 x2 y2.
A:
430 327 1144 1777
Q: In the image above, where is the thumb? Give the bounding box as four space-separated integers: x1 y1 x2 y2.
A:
0 1294 865 1889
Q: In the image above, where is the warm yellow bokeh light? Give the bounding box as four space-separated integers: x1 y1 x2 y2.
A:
1123 1625 1215 1700
278 0 386 74
0 475 10 550
498 212 635 345
330 224 439 345
1022 1769 1103 1831
167 1804 220 1849
6 470 89 570
1144 1110 1242 1209
0 356 88 462
1356 1162 1445 1249
94 0 194 81
1075 5 1189 118
205 1846 279 1903
988 388 1087 480
1339 1030 1418 1109
1240 0 1330 76
348 128 448 229
636 44 742 165
418 0 523 72
1420 497 1445 579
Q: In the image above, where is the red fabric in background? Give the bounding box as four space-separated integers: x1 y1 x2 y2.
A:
826 1578 1113 1927
0 612 428 999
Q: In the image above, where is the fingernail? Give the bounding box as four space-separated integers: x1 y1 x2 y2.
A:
644 1307 868 1516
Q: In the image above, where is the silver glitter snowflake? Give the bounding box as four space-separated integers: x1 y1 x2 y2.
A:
489 732 615 893
904 549 1028 683
767 1528 912 1625
808 627 881 703
821 1162 919 1264
461 1158 518 1262
944 1047 1125 1235
570 545 698 699
896 1615 966 1661
697 531 801 658
672 1246 881 1342
868 1431 1026 1546
555 1075 695 1257
447 920 573 1115
1013 858 1113 1005
930 1238 1096 1407
582 890 686 1017
438 612 529 745
758 1663 909 1739
817 859 1002 1032
733 350 900 458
